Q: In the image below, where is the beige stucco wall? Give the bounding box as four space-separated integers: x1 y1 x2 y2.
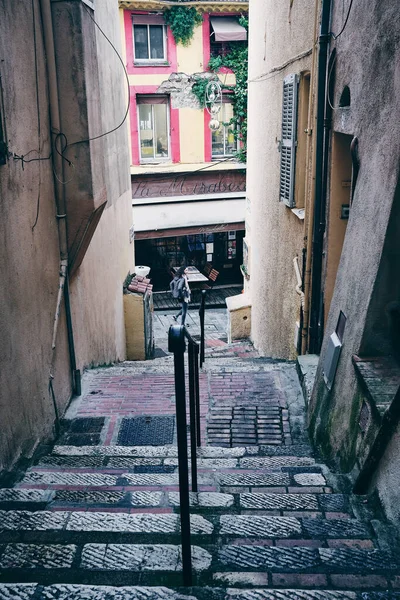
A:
69 0 134 368
308 1 400 520
246 0 315 358
179 108 205 163
0 2 71 472
0 1 132 473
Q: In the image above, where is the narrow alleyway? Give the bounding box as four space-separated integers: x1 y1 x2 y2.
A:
0 310 399 599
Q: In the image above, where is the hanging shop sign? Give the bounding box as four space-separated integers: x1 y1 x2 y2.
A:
132 169 246 200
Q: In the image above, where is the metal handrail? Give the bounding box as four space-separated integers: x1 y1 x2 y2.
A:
199 289 206 367
168 324 202 586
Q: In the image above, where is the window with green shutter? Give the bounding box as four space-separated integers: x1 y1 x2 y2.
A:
279 73 299 207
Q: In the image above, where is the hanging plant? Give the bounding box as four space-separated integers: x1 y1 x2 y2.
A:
163 6 203 46
191 16 248 163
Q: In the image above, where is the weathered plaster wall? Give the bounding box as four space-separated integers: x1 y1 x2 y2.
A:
0 2 71 471
0 1 133 473
69 0 134 368
246 0 314 358
308 1 400 484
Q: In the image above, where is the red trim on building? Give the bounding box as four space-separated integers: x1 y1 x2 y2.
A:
124 10 177 75
202 13 211 68
170 104 180 163
129 85 180 165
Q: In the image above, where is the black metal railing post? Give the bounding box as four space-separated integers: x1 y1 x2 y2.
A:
199 289 206 367
168 325 192 586
194 344 201 446
188 343 198 492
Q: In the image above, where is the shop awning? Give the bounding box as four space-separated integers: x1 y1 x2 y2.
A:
210 17 247 42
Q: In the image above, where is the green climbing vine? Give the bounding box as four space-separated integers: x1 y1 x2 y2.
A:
191 16 248 163
163 6 203 46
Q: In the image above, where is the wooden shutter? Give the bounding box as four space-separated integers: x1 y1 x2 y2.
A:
279 74 299 207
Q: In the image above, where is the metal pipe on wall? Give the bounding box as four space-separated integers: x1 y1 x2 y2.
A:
309 0 332 354
39 0 80 400
301 0 320 355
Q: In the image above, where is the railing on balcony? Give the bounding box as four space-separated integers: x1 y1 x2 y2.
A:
168 324 202 586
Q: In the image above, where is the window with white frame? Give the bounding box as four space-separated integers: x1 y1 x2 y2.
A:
132 14 167 63
137 96 169 161
212 101 238 158
279 73 299 207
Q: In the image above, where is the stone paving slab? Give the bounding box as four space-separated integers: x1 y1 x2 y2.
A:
239 494 319 511
20 472 118 487
239 457 315 469
317 494 350 512
319 548 400 571
220 515 302 538
0 489 54 504
219 546 398 573
302 519 370 539
66 513 213 535
122 474 213 486
54 490 126 504
107 458 164 468
219 545 321 570
51 446 248 458
38 456 106 468
0 543 77 569
0 584 38 600
218 474 291 487
0 510 68 531
3 587 400 600
225 591 358 599
130 492 164 506
258 445 314 457
80 544 212 572
165 459 239 469
0 510 213 536
293 474 326 486
38 585 198 600
168 492 234 508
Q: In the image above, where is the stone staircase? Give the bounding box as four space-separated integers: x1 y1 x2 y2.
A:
1 340 400 599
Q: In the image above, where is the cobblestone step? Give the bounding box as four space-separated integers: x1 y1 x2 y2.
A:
0 543 212 586
49 445 315 459
0 511 213 543
0 510 374 545
5 488 353 516
3 585 400 600
0 543 398 587
2 585 399 600
18 469 330 491
36 455 318 471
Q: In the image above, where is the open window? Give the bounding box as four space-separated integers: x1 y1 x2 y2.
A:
132 14 167 64
137 95 170 162
209 16 247 58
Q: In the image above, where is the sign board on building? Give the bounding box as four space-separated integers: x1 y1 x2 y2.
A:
132 170 246 200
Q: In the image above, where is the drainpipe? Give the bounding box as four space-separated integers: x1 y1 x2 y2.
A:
308 0 332 354
301 0 319 354
40 0 81 405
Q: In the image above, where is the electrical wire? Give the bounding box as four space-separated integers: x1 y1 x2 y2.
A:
67 5 131 148
248 48 313 84
326 51 338 110
331 0 354 40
